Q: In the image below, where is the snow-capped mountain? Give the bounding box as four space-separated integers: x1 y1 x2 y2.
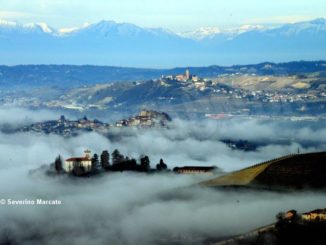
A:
225 24 266 37
181 27 222 40
71 20 181 40
0 18 326 66
266 18 326 36
0 19 55 34
182 25 267 40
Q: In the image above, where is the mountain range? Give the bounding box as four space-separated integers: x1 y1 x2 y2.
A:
1 18 326 67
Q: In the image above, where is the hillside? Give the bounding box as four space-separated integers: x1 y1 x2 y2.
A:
1 64 325 118
200 152 326 189
1 61 326 88
213 73 326 91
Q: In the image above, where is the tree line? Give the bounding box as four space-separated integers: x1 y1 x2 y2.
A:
54 149 169 176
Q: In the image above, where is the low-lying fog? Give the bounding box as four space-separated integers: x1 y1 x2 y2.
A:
0 107 325 244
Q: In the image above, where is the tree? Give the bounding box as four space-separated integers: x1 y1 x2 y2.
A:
140 155 150 172
100 150 110 169
112 149 124 165
156 158 167 171
54 155 63 173
72 165 86 176
91 153 99 172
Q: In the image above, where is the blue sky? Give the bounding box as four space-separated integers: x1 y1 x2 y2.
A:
0 0 326 31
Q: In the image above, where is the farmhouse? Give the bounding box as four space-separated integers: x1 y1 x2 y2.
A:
302 209 326 222
173 166 217 175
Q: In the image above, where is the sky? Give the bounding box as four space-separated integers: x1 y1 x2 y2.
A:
0 0 326 32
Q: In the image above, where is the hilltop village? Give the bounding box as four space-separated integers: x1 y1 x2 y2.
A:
19 109 171 137
2 68 325 118
161 69 326 103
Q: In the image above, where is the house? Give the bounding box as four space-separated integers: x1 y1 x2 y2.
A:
173 166 217 174
175 69 191 82
302 209 326 222
64 150 92 172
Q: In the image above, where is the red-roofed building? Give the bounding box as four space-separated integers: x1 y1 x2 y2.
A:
64 150 92 172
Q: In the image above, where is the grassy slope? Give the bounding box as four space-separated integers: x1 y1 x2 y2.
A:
199 155 297 187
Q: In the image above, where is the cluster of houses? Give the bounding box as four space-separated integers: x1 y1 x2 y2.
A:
161 69 325 103
283 209 326 224
115 110 171 127
160 69 211 91
19 110 172 137
301 209 326 222
21 115 110 136
162 69 200 83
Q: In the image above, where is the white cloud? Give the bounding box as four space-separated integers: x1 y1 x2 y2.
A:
0 107 325 244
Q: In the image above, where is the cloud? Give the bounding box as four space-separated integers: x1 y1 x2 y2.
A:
0 169 325 245
0 107 60 127
0 107 325 244
0 107 325 171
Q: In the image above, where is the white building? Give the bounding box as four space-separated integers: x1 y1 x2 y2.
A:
64 150 92 172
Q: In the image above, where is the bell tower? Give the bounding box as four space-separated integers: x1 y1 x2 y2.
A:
84 149 91 159
185 69 190 80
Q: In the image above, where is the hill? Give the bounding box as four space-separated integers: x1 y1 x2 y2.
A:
1 61 326 88
200 152 326 189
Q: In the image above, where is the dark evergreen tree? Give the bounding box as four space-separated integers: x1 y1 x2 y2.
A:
91 153 99 172
112 149 124 165
140 155 150 172
100 150 110 169
156 158 167 171
54 155 63 173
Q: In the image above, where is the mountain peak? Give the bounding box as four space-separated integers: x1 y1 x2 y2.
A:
0 19 55 34
94 20 118 27
181 27 221 40
274 18 326 36
308 18 326 25
23 22 55 33
59 23 91 35
83 20 141 35
36 22 54 33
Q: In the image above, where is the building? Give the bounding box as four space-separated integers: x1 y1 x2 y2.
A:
191 75 199 82
115 110 171 128
175 69 192 82
173 166 217 174
302 209 326 222
64 150 92 172
185 69 190 80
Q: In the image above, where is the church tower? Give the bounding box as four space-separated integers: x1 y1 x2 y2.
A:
84 149 91 159
185 69 190 80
